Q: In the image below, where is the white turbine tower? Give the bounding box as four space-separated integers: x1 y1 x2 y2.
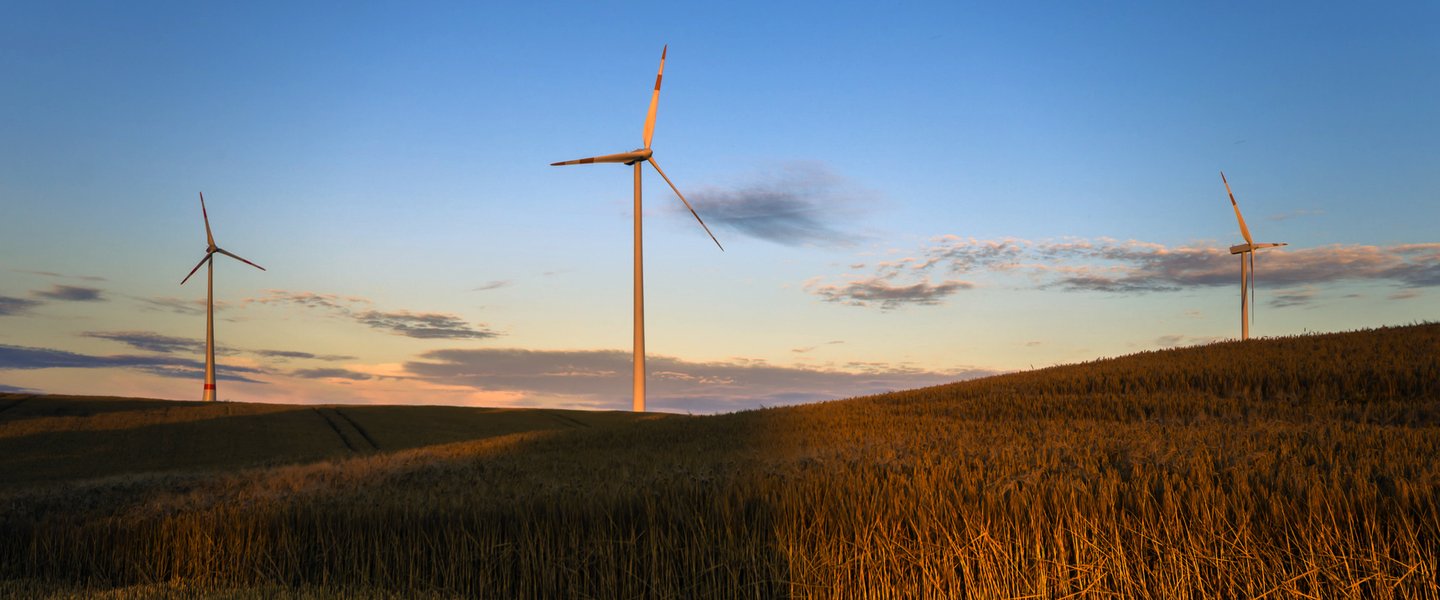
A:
1221 172 1287 340
180 192 265 401
551 45 724 412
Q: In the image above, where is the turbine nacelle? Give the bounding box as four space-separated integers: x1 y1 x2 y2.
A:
623 148 653 165
1229 242 1287 255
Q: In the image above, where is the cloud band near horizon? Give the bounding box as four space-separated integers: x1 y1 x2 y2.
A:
404 347 994 412
810 237 1440 308
245 290 501 340
0 344 267 384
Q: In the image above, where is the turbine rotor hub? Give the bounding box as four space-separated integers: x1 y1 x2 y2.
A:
624 148 654 165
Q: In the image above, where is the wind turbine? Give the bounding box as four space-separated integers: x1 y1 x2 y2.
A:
1221 172 1287 340
180 192 265 401
551 45 724 412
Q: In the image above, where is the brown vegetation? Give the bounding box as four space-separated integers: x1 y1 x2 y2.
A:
2 323 1438 598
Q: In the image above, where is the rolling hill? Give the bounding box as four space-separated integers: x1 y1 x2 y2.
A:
0 395 663 485
2 323 1437 598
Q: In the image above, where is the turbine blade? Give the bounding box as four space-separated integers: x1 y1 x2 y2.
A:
200 192 215 248
647 157 723 251
551 151 648 166
216 247 266 271
642 45 667 149
1220 171 1253 246
181 253 212 285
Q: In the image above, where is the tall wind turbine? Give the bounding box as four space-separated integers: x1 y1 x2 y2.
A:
1221 172 1287 340
551 45 724 412
180 192 265 401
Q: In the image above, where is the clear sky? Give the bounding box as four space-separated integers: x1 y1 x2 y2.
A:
2 2 1437 412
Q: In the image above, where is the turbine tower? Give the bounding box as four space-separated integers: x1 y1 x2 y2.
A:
1221 172 1287 340
180 192 265 401
551 46 724 412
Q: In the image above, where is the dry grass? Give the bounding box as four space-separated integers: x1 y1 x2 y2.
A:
2 323 1437 598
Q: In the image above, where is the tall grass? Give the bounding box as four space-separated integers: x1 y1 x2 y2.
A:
2 324 1438 598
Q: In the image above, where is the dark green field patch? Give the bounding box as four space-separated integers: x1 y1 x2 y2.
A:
0 395 662 485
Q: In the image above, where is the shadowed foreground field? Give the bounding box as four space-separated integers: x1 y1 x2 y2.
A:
0 396 659 485
2 324 1438 598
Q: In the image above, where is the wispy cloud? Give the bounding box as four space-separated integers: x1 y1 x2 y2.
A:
83 331 204 354
405 347 995 412
791 340 845 354
0 383 39 394
244 290 367 312
805 276 972 309
809 237 1440 308
245 290 501 341
1389 289 1423 301
1269 287 1318 308
135 296 217 316
32 285 104 302
471 280 511 292
0 344 267 383
1389 244 1440 287
253 349 356 361
291 367 373 381
1035 240 1440 293
82 330 356 364
354 310 501 340
687 161 869 248
1029 239 1228 292
11 269 106 282
802 237 1026 309
0 296 44 317
905 236 1030 275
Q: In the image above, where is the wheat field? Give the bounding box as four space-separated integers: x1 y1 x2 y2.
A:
2 323 1437 598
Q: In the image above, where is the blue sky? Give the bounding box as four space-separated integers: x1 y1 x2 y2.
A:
2 2 1436 410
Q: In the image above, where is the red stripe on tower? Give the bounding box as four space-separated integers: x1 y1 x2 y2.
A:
204 384 216 390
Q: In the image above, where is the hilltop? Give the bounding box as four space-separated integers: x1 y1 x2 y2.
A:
0 395 663 486
2 323 1437 598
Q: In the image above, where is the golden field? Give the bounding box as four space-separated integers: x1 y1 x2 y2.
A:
2 323 1437 598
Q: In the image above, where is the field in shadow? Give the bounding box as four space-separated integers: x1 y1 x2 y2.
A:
0 395 660 485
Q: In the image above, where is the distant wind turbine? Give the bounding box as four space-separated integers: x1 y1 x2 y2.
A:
1221 172 1287 340
180 192 265 401
551 45 724 412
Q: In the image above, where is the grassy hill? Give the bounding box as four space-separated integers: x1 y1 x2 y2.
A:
2 323 1438 598
0 395 663 485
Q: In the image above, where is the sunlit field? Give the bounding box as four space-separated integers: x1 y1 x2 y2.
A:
3 323 1437 598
